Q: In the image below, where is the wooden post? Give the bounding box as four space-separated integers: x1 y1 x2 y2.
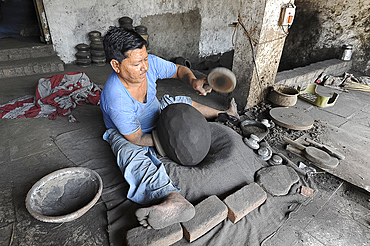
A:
33 0 52 44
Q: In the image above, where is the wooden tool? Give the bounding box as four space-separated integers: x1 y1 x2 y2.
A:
283 136 331 164
305 138 345 160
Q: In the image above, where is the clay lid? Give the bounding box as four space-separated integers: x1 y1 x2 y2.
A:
269 107 314 130
207 67 236 93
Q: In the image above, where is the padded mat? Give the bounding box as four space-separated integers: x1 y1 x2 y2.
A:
54 122 311 246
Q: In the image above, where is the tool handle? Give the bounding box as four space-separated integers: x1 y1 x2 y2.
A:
283 136 306 150
305 138 323 148
286 145 304 156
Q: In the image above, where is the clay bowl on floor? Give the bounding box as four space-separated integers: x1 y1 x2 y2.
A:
268 86 299 107
26 167 103 223
240 120 269 140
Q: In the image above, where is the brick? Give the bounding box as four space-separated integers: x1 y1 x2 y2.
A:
126 223 183 246
182 195 228 243
223 183 267 223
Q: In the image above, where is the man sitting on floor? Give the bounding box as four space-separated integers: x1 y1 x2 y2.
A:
100 26 239 229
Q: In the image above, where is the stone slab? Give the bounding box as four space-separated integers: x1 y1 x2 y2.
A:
223 183 267 223
256 165 300 196
181 195 228 243
316 123 370 192
275 59 352 87
126 223 183 246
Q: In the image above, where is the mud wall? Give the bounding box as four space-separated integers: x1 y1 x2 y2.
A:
42 0 239 64
279 0 370 75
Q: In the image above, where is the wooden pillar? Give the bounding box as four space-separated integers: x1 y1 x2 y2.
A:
232 0 293 110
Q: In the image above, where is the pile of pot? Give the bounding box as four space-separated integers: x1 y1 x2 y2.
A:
75 43 91 67
119 16 149 49
88 31 106 66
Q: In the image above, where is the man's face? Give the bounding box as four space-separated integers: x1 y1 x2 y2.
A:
116 46 149 85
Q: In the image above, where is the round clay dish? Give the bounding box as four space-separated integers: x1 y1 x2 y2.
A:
270 107 314 130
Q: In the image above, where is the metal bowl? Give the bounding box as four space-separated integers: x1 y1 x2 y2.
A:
25 167 103 223
240 120 269 140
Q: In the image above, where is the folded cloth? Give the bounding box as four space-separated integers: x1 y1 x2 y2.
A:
0 72 101 121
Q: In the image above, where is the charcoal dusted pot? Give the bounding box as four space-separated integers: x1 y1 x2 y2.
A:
153 103 211 166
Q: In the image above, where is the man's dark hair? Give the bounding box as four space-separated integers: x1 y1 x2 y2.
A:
104 26 147 62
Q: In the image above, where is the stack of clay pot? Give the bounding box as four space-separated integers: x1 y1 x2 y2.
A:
88 31 106 66
75 43 91 67
135 25 149 49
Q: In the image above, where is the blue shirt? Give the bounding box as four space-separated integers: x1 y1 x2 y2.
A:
100 54 177 135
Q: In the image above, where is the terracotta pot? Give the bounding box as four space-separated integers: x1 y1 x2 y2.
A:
268 87 299 107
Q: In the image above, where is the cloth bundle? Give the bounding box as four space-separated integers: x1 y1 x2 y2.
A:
0 72 101 122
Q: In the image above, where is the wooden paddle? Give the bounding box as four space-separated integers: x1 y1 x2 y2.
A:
283 136 331 164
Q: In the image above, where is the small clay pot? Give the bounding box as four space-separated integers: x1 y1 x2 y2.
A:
268 87 299 107
135 25 148 35
88 31 101 39
75 43 90 51
76 59 92 68
90 42 104 51
92 57 106 66
119 16 133 26
75 51 91 59
119 16 134 30
91 50 106 58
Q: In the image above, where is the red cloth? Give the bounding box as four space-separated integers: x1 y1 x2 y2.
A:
0 72 101 121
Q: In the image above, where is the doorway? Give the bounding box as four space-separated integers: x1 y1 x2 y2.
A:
0 0 50 43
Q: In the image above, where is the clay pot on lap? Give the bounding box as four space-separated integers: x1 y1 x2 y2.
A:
153 103 211 166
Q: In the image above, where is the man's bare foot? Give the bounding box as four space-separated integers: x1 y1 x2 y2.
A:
225 98 239 119
135 192 195 230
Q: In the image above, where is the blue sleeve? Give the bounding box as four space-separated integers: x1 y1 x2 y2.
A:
148 54 177 80
108 100 141 136
100 73 141 135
